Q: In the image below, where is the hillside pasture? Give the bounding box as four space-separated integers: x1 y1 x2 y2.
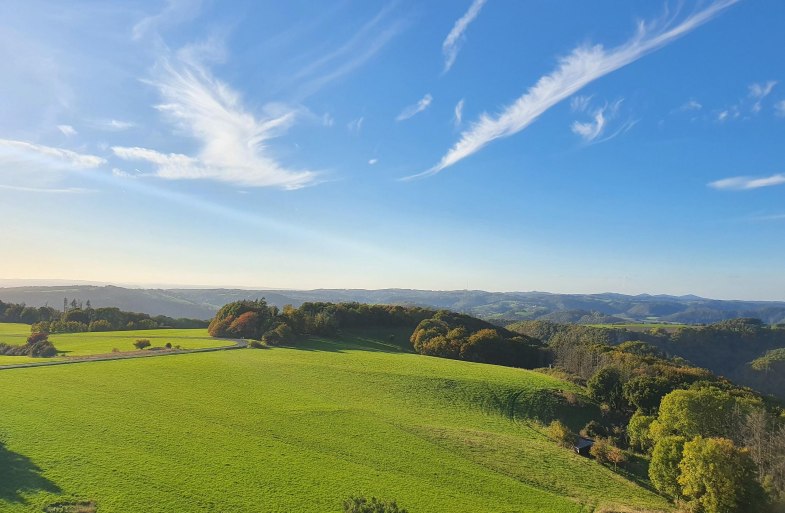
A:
0 330 671 513
0 324 231 365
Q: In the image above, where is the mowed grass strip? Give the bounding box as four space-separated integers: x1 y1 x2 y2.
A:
0 332 671 513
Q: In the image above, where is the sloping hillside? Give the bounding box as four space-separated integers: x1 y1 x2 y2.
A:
0 330 670 513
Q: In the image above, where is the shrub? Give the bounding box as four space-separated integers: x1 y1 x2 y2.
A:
133 339 151 350
581 420 608 439
342 496 408 513
165 342 172 349
546 420 575 448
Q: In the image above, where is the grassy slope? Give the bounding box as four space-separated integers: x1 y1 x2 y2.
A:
0 330 671 513
0 324 227 364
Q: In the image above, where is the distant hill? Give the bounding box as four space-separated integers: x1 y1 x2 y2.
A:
2 285 785 325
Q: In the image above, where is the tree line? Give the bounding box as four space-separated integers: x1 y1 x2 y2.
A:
509 319 785 512
208 300 550 369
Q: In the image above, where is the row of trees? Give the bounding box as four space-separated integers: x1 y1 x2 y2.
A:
208 300 435 345
30 306 208 334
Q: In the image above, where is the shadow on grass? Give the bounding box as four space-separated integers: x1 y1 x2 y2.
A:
283 330 414 354
0 442 61 503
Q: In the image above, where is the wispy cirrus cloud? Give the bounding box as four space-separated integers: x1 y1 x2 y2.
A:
57 124 77 136
454 99 465 126
347 117 364 134
117 57 317 189
442 0 488 73
571 99 635 143
749 80 777 113
0 139 105 169
396 94 433 122
776 100 785 118
0 184 94 194
679 99 703 112
132 0 203 41
709 174 785 191
94 119 136 131
407 0 738 180
290 6 405 98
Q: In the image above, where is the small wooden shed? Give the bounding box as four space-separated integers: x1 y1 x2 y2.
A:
574 437 595 456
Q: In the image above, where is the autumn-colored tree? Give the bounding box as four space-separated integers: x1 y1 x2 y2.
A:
649 436 687 499
546 420 574 449
678 437 765 513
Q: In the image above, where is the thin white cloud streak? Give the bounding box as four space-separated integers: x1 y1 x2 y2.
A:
347 117 364 134
749 80 777 99
408 0 738 180
454 98 465 126
776 100 785 118
292 6 405 97
570 95 593 112
396 94 433 121
572 109 607 141
571 99 628 143
132 0 203 41
57 125 77 136
0 184 94 194
680 99 703 111
749 80 777 113
98 119 135 131
709 174 785 190
0 139 105 168
442 0 488 73
368 158 378 165
123 58 317 189
747 213 785 222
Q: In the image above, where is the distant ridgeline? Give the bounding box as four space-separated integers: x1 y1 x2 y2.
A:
508 318 785 400
0 299 208 333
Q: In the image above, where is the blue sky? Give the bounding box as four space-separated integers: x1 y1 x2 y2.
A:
1 0 784 299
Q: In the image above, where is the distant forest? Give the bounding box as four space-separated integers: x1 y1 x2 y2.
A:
0 298 208 333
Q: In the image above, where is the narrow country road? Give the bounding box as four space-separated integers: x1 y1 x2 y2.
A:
0 339 248 371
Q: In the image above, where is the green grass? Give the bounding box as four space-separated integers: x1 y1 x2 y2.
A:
0 324 229 365
586 323 690 332
0 330 672 513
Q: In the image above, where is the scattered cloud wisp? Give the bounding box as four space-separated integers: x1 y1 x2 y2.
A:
119 58 317 189
408 0 738 180
454 98 465 126
0 139 105 169
442 0 488 73
709 174 785 191
396 93 433 122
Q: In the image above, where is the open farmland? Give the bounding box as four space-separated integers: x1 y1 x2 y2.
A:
0 330 670 513
0 324 230 366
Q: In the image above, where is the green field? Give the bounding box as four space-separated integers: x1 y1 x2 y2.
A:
585 323 690 332
0 329 671 513
0 324 229 365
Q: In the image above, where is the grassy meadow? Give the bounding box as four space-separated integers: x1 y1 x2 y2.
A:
0 329 671 513
0 324 229 365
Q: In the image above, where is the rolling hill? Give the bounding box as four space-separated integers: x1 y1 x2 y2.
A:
2 284 785 324
0 328 670 513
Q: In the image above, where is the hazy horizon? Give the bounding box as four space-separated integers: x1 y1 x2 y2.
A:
2 277 785 303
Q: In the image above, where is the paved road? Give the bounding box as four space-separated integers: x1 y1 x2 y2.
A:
0 338 248 371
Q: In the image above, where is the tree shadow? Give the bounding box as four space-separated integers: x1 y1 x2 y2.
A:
283 332 413 354
0 442 61 503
